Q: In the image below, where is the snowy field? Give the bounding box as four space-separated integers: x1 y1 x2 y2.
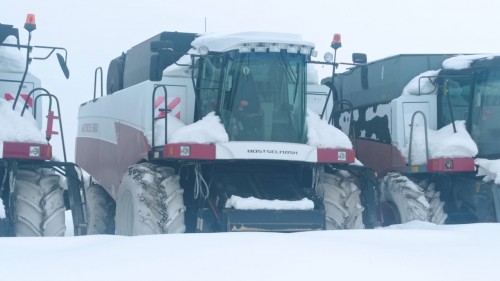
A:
0 212 498 281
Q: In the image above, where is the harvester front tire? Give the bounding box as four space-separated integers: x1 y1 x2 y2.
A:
13 168 66 236
86 184 116 234
379 172 431 225
115 163 186 236
316 169 365 230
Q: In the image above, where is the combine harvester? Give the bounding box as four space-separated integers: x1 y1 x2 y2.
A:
315 53 500 225
76 31 379 235
0 15 85 236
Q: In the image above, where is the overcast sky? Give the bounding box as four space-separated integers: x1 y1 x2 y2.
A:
2 0 500 161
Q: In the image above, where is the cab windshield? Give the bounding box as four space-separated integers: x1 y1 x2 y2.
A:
471 69 500 157
197 51 307 143
440 69 500 157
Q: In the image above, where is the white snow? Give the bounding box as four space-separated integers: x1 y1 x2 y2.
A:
162 54 193 77
146 113 187 146
0 36 46 144
149 110 354 150
168 111 229 144
0 198 5 219
399 121 478 165
402 70 440 95
191 31 315 53
0 99 47 144
307 109 353 149
442 54 499 70
0 35 26 73
475 158 500 184
1 213 499 281
225 195 314 210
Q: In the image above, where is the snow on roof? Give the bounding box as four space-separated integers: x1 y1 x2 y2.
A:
0 99 47 144
191 31 315 53
402 70 440 95
399 120 478 165
442 54 500 70
0 35 26 73
225 195 314 210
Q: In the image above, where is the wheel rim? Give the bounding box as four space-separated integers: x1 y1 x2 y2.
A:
378 201 401 226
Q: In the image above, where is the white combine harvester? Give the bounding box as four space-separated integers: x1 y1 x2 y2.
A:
76 31 377 235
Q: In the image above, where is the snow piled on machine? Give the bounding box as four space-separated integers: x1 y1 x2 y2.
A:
0 36 45 144
399 121 477 165
475 158 500 184
442 54 500 70
0 99 47 144
402 70 440 95
149 110 353 150
225 195 314 210
307 109 353 149
0 36 26 73
169 112 229 144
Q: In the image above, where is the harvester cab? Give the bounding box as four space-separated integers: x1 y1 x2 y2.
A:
0 15 84 237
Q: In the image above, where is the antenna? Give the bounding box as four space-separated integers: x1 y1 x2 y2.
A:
204 17 207 33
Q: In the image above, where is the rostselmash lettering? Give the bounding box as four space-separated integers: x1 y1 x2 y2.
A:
247 149 298 155
81 123 98 133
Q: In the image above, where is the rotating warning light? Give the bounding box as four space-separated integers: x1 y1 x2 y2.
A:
331 33 341 50
24 13 37 32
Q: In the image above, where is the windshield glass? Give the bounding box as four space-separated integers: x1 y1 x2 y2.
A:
439 76 472 127
471 69 500 157
199 51 307 143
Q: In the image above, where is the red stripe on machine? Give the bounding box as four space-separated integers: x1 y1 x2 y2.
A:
3 142 52 160
163 143 216 160
317 148 355 164
426 158 475 172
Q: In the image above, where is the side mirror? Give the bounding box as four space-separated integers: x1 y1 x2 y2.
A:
56 53 70 79
352 53 367 64
149 40 175 81
150 54 162 81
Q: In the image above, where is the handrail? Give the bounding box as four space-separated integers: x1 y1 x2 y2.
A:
408 111 429 166
93 67 103 100
22 87 68 162
151 85 169 149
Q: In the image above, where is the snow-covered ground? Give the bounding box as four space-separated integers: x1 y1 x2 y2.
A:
0 212 498 281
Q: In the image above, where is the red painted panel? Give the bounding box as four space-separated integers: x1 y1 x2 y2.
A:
163 143 216 160
3 142 51 160
75 122 149 200
354 139 407 176
317 148 355 164
427 158 475 172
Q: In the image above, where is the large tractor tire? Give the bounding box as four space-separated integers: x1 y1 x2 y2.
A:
115 163 186 236
85 184 116 235
379 172 447 226
418 180 448 224
316 169 364 230
13 168 66 236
